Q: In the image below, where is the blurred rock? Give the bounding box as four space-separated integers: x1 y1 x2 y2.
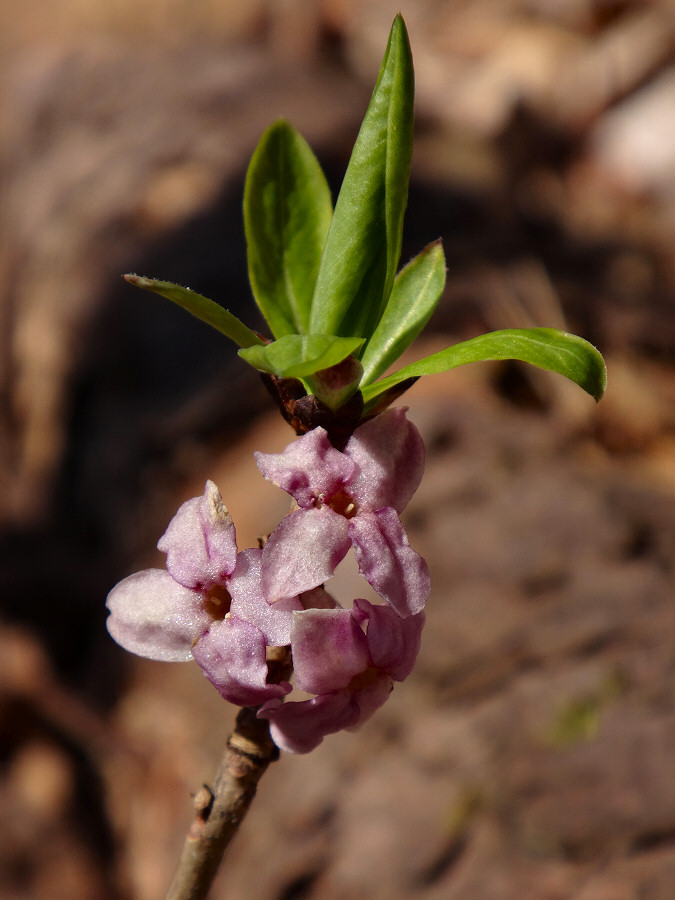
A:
591 66 675 197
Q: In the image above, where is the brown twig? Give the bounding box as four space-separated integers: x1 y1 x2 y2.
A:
165 648 292 900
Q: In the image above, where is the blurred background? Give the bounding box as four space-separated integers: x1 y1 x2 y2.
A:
2 0 675 897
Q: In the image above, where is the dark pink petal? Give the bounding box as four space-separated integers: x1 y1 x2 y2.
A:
345 407 425 513
261 507 350 601
349 675 394 727
258 692 360 754
254 428 354 508
355 598 425 681
349 508 430 617
192 617 291 707
228 548 302 646
291 608 370 694
158 481 238 590
105 569 210 662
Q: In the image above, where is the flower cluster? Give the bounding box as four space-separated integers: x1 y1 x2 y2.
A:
106 408 429 753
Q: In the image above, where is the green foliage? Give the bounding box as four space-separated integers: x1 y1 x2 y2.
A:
361 328 607 408
309 14 414 342
544 669 627 748
359 241 446 385
244 120 332 337
238 334 364 379
123 275 263 348
546 696 602 747
123 16 607 414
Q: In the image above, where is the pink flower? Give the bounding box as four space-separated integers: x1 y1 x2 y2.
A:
105 481 296 706
258 598 425 753
105 409 431 753
255 408 429 617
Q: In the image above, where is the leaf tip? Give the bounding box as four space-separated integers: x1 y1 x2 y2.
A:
123 273 157 290
390 12 411 47
266 117 290 138
572 334 607 402
592 362 608 403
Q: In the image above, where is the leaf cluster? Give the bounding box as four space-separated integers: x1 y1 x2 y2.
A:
125 15 606 414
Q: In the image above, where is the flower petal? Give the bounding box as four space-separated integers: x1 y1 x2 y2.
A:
345 408 425 513
254 427 354 508
261 507 350 601
228 548 302 646
105 569 210 662
349 508 430 617
355 597 425 681
258 692 360 754
291 608 370 694
349 675 393 727
192 617 291 707
157 480 238 590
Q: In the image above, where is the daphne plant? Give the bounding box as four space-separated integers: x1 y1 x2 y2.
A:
108 15 606 900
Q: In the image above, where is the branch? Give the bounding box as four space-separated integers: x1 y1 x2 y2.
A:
164 708 278 900
165 649 291 900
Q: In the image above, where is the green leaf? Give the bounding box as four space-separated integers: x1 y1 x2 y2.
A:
361 328 607 405
238 333 365 379
359 240 446 385
244 119 333 338
123 275 263 348
306 356 364 410
309 14 414 341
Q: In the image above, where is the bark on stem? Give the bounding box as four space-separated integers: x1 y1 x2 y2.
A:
165 649 291 900
165 707 278 900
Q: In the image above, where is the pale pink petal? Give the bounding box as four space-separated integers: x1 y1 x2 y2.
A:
228 548 302 646
105 569 210 662
158 480 237 590
354 598 425 681
258 692 360 754
349 508 430 617
192 618 291 707
345 407 425 513
291 608 370 694
254 427 354 508
261 507 350 601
